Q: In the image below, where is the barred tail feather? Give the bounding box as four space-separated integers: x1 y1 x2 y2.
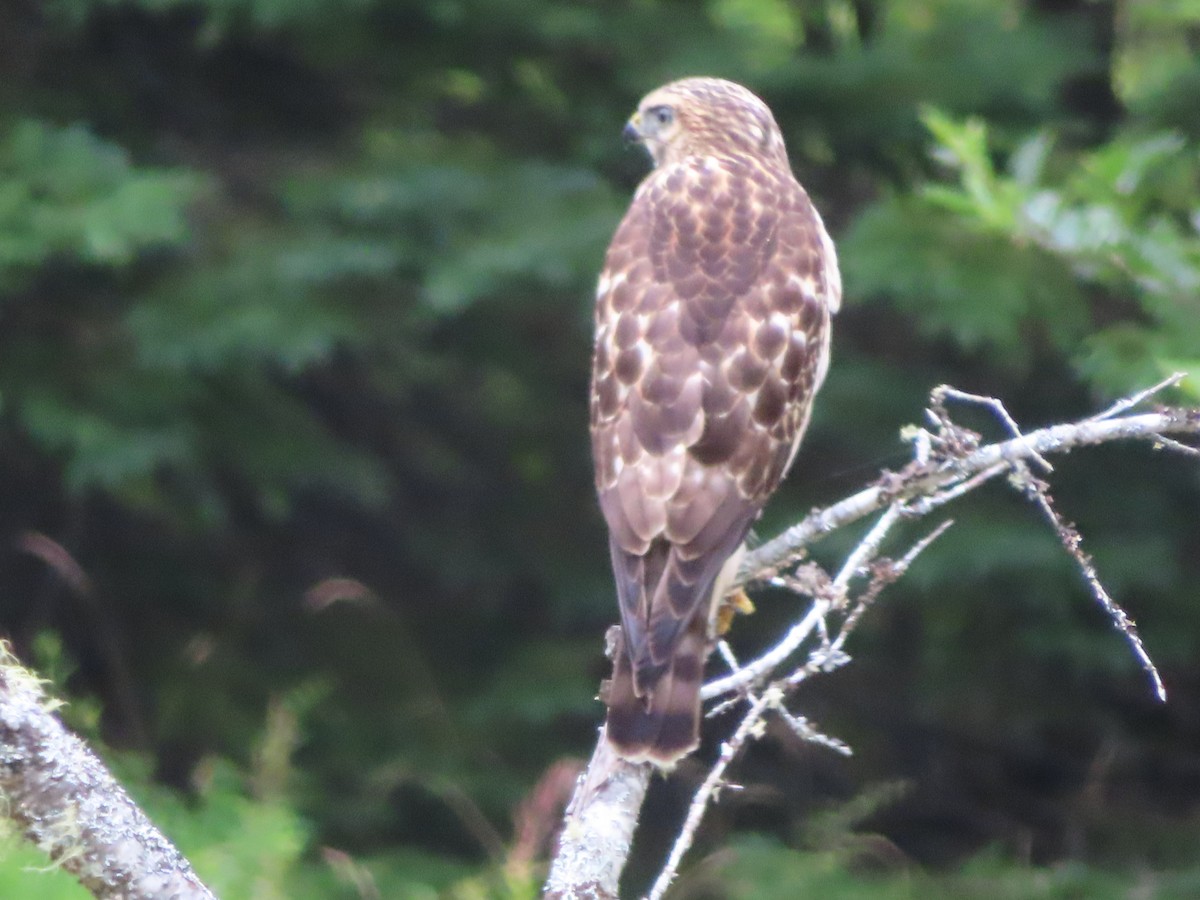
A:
605 620 706 767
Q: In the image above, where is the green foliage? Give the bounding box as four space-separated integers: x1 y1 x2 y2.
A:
0 705 485 899
0 832 90 899
0 120 198 282
921 110 1200 395
715 834 1200 899
44 0 374 36
845 108 1200 393
701 781 1200 898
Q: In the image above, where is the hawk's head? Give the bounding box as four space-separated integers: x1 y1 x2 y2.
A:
623 77 787 168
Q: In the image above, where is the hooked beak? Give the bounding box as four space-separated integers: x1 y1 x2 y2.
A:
622 113 643 145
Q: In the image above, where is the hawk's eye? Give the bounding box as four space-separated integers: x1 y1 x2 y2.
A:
648 105 674 127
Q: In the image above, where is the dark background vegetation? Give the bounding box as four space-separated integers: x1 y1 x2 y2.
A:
1 0 1199 896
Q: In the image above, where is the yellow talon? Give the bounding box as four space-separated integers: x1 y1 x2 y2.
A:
729 589 755 615
715 588 756 635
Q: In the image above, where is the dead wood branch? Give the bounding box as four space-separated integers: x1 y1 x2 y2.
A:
547 380 1199 899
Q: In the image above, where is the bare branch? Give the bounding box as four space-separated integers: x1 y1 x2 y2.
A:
1088 372 1185 421
903 461 1008 516
828 518 954 658
645 691 774 900
1148 433 1200 458
0 643 216 900
775 709 852 756
642 514 952 899
544 736 652 900
739 405 1200 583
703 502 905 702
1013 467 1167 701
545 382 1200 900
932 384 1053 472
700 594 827 704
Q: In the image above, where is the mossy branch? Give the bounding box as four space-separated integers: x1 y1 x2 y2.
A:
0 643 216 900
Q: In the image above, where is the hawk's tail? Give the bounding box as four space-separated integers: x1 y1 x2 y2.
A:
604 617 705 767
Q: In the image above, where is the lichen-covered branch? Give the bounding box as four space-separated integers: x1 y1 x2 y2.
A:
545 380 1200 900
544 736 652 900
0 644 216 900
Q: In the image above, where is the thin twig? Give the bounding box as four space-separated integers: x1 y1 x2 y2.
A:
704 506 900 700
654 517 950 896
1088 372 1185 421
829 519 954 657
776 710 852 756
651 517 947 896
705 641 759 720
645 691 775 900
933 385 1053 472
1148 433 1200 458
1013 467 1167 702
896 518 955 572
903 461 1009 516
701 597 826 702
832 504 904 595
704 504 902 702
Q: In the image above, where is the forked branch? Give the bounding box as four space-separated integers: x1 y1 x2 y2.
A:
546 376 1200 899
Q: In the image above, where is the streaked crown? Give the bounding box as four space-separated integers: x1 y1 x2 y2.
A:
626 77 788 168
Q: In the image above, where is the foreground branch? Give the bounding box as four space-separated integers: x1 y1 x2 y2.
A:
0 644 215 900
546 382 1200 899
544 737 651 899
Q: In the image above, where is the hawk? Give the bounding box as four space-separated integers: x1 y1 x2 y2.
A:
589 77 841 766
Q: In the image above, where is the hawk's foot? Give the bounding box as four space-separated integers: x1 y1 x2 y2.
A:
715 588 756 636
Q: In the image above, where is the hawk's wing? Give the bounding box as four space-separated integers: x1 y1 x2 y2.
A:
590 152 837 762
